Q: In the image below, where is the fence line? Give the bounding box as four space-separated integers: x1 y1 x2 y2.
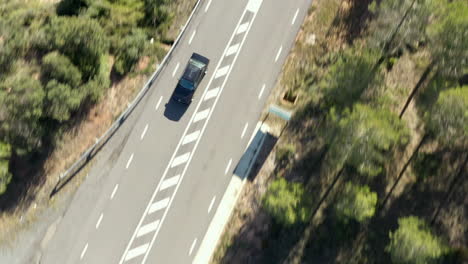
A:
50 0 203 196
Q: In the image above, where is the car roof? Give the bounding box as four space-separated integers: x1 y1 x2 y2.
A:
182 62 202 82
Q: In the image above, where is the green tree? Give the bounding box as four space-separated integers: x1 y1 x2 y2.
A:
44 16 109 80
325 104 410 177
142 0 173 36
42 51 82 87
114 29 147 75
368 0 432 60
321 48 381 110
85 0 145 37
44 80 83 122
386 216 446 264
334 182 377 223
428 0 468 79
425 86 468 148
0 141 12 195
262 178 311 226
0 72 45 153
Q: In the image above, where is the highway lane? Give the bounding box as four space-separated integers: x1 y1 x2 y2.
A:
40 0 310 263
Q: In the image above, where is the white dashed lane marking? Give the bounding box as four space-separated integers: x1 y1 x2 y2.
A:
258 84 265 99
225 159 232 175
237 22 249 34
241 122 249 139
188 30 196 45
125 243 149 261
189 238 198 256
204 87 220 101
160 175 180 191
148 198 170 214
155 96 163 110
275 45 283 62
193 109 210 123
226 43 240 57
171 152 190 168
205 0 213 12
96 213 103 229
111 184 119 200
182 130 201 145
172 62 180 77
137 220 160 238
126 153 134 169
208 196 216 213
80 243 88 260
291 8 299 25
140 124 149 140
214 66 229 79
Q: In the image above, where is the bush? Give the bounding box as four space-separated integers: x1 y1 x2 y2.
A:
387 216 446 264
0 142 12 195
45 80 82 122
324 104 410 178
262 178 311 226
114 29 147 75
334 182 377 223
45 16 109 80
42 51 82 87
275 144 296 168
425 85 468 148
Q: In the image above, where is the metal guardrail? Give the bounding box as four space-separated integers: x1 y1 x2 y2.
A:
50 0 203 196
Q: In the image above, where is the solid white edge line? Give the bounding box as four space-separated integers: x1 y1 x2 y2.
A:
155 96 163 110
110 184 119 200
96 213 103 229
208 196 216 213
224 159 232 175
205 0 212 12
140 124 149 140
275 45 283 62
125 153 134 169
246 122 262 152
258 83 265 99
188 30 196 45
291 8 299 25
80 243 88 259
141 5 262 263
241 122 249 139
189 238 198 256
172 62 180 77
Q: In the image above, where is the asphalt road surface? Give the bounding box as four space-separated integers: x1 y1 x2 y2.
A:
41 0 310 263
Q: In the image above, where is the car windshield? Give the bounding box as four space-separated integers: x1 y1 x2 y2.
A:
179 78 194 90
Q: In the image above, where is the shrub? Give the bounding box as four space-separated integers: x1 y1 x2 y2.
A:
387 216 447 264
262 178 311 226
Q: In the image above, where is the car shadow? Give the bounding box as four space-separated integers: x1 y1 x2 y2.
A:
163 98 189 121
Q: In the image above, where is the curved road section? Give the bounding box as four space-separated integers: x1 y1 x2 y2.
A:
41 0 310 263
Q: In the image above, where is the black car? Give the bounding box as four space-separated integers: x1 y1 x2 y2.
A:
172 53 210 104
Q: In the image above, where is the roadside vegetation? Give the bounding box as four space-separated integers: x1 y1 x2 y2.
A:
214 0 467 263
0 0 191 220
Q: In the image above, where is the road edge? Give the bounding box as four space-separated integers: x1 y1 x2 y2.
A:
193 124 269 264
